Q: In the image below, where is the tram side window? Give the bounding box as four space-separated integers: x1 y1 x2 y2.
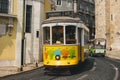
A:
66 26 76 44
43 27 50 44
52 26 63 44
84 30 89 45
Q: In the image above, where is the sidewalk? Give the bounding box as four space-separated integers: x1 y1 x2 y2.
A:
0 62 43 77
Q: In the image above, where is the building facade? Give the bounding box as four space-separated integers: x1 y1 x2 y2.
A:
46 0 95 39
95 0 120 59
44 0 52 19
24 0 44 64
0 0 44 68
95 0 106 39
0 0 18 66
78 0 95 39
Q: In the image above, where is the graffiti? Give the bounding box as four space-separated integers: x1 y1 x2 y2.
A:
44 47 76 60
45 51 48 59
62 49 69 59
49 49 54 60
69 49 75 58
54 49 61 56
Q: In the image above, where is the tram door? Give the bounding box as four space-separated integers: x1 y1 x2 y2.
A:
78 28 82 61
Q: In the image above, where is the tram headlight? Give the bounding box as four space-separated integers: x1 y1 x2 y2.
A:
55 55 60 60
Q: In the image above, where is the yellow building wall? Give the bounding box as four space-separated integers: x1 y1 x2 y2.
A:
13 0 18 15
44 0 52 19
0 0 18 60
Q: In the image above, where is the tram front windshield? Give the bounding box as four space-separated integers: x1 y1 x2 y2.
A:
52 26 63 44
43 25 76 45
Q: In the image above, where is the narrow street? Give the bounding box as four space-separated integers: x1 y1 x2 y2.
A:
0 57 120 80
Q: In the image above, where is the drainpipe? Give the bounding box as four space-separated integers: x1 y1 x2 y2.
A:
20 0 25 71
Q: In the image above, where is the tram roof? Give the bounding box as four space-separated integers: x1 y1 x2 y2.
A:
42 17 82 24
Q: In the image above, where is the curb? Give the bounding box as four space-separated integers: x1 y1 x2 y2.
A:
0 65 44 78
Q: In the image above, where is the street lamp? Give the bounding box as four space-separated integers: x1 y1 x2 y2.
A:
8 24 13 36
8 18 14 36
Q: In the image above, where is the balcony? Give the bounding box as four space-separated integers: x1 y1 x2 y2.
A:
0 13 17 18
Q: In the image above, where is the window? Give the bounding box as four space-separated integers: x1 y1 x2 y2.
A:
43 25 77 45
0 0 9 13
94 45 105 49
26 5 32 33
52 26 63 44
84 30 89 45
43 27 50 44
57 0 61 5
111 14 113 21
66 26 76 44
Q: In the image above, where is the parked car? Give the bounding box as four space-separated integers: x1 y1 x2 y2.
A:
89 44 106 57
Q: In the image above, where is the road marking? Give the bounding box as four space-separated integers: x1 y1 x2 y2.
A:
90 66 96 71
105 57 119 80
110 63 119 80
90 62 97 71
107 62 119 80
76 74 88 80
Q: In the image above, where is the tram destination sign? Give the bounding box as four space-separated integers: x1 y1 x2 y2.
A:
46 11 74 19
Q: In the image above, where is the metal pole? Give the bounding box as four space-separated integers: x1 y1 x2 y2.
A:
20 0 25 71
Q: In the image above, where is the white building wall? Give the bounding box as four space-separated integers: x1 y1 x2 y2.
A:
32 1 44 63
24 0 44 64
24 0 33 64
16 0 24 67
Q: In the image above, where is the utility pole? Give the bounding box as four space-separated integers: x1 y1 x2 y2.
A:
20 0 25 71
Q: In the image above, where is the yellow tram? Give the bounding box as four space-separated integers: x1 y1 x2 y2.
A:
42 17 89 69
